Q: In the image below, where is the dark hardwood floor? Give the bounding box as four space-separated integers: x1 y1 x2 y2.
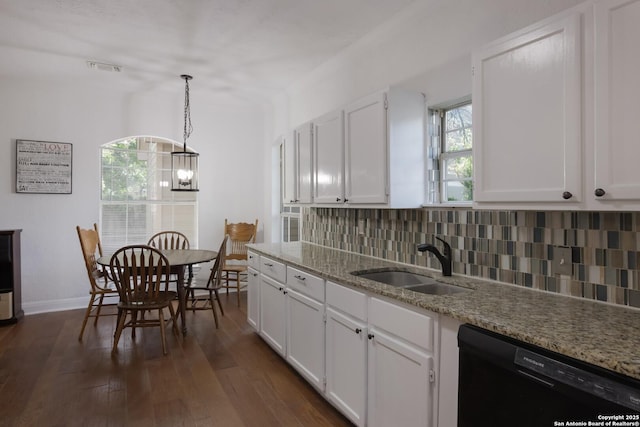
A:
0 293 352 427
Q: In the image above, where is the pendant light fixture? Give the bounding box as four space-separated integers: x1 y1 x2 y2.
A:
171 74 199 191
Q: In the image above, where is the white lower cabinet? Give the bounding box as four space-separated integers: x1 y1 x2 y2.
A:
286 288 325 391
259 274 287 356
247 266 260 331
367 329 434 427
325 306 367 427
252 259 449 427
367 297 436 427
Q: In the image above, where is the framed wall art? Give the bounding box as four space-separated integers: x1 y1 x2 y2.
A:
16 139 73 194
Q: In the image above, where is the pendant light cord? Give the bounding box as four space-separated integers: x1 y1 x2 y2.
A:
182 75 193 151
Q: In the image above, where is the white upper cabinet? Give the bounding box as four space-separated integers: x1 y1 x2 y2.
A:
282 124 313 205
593 0 640 206
281 133 297 204
313 110 345 204
344 91 388 204
310 88 425 208
472 12 583 205
294 122 313 204
345 89 425 207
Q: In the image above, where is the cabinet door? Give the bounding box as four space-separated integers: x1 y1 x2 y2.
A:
594 0 640 202
259 275 286 356
367 328 434 427
295 122 313 203
281 133 297 204
344 91 388 204
314 110 344 203
325 307 367 427
473 13 582 203
286 289 325 391
247 267 259 331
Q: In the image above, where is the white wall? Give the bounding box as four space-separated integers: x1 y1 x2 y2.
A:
0 77 264 314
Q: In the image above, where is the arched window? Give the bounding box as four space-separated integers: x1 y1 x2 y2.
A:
100 136 198 253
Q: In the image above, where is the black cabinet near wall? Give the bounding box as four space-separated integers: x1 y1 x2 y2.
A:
0 229 23 324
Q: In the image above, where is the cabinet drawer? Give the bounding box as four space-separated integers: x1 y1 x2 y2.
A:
260 256 286 282
327 281 367 321
287 266 324 302
369 297 433 351
247 251 260 270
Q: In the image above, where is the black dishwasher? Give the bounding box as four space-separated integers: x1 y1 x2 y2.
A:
458 324 640 426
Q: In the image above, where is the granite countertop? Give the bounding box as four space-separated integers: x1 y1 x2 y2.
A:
248 241 640 381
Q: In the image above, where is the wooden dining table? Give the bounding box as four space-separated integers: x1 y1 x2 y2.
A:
97 248 218 336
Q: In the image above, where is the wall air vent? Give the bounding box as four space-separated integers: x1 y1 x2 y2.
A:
86 60 122 72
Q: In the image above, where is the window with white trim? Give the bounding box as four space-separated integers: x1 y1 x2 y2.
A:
279 141 300 242
100 136 198 253
427 102 473 204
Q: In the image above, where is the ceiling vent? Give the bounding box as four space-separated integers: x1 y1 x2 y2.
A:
86 60 122 72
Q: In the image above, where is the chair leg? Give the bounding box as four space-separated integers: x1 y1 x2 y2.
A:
159 308 167 355
94 293 105 326
112 308 127 353
78 293 96 341
131 311 139 339
209 290 219 328
168 303 179 337
213 288 224 316
236 272 241 307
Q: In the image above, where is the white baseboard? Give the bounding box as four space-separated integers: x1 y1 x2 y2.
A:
23 296 88 315
22 288 243 316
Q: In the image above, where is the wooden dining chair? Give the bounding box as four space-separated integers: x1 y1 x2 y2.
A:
221 219 258 306
76 224 119 341
147 230 192 286
185 236 228 328
147 231 190 250
109 245 179 355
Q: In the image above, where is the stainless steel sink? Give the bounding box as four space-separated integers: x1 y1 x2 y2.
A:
351 269 470 295
354 271 439 287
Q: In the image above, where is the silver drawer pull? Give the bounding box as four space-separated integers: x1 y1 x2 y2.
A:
264 263 274 267
294 275 306 281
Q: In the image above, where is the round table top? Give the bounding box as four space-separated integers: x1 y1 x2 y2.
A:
97 248 218 267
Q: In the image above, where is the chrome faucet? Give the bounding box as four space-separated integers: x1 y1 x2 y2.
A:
417 237 452 276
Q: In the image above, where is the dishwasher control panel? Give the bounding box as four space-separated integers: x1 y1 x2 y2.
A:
515 348 640 412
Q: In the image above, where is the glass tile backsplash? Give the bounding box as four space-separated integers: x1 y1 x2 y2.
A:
302 208 640 308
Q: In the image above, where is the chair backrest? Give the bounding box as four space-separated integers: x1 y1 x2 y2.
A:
77 223 107 291
224 219 258 261
109 245 171 304
206 235 228 289
147 231 190 250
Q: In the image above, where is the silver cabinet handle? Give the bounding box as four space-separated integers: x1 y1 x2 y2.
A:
294 274 306 281
264 263 273 267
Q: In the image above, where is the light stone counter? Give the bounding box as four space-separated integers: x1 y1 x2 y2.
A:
248 241 640 381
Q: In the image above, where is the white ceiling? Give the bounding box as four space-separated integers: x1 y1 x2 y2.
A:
0 0 416 105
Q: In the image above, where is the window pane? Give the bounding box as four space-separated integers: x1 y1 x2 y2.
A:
443 180 473 202
444 104 472 152
443 155 473 202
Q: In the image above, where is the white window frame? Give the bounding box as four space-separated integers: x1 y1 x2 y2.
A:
99 136 198 253
279 141 301 242
426 100 473 205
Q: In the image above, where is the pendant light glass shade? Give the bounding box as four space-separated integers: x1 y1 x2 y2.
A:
171 150 199 191
171 74 199 192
